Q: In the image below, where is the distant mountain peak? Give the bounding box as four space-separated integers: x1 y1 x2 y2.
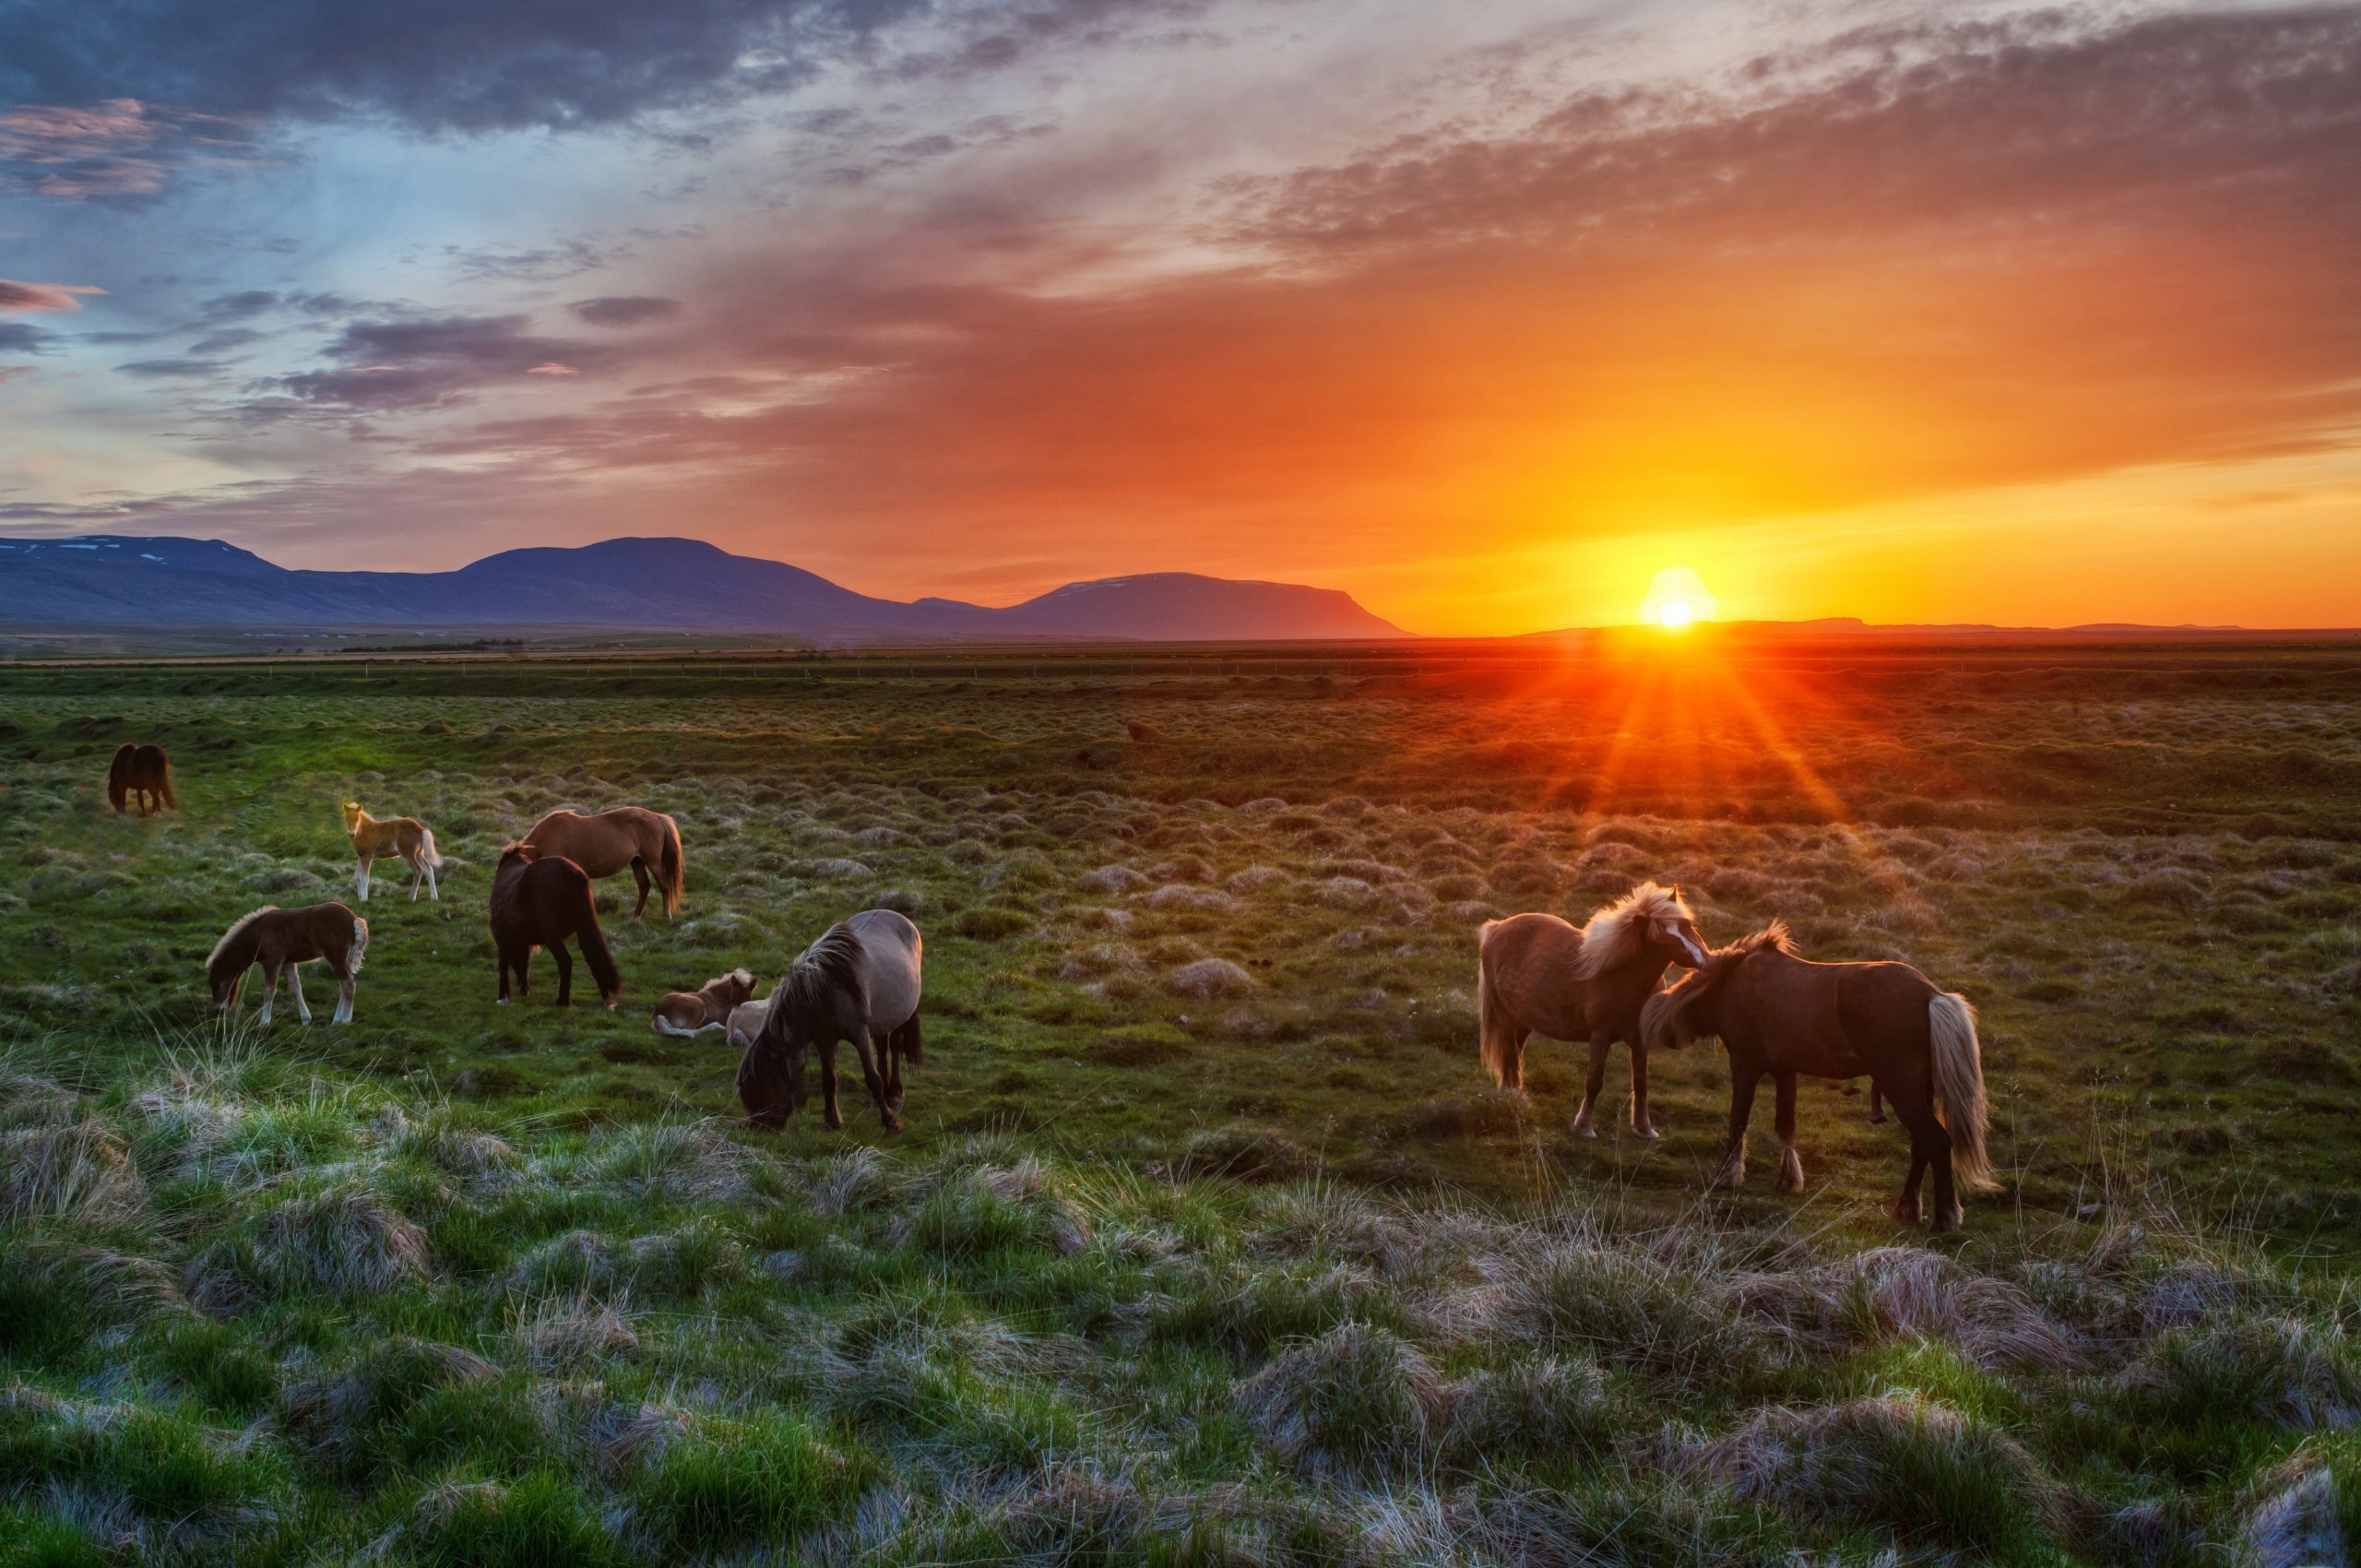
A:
0 534 1416 643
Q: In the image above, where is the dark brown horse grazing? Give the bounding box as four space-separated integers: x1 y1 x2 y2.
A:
520 807 683 919
489 846 622 1008
208 904 368 1025
1477 883 1712 1138
740 909 923 1134
1642 923 1995 1231
107 743 176 816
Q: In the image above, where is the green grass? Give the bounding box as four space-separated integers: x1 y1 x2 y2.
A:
1 642 2357 1562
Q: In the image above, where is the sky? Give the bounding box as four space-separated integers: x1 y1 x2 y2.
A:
2 0 2358 634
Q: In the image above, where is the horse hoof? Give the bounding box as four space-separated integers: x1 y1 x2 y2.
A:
1891 1202 1920 1224
1931 1207 1964 1234
1632 1126 1661 1142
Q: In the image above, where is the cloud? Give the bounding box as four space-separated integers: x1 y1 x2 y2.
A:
0 279 106 312
115 357 230 377
0 366 32 386
0 322 55 354
267 313 611 410
0 0 1203 137
571 295 682 327
0 98 256 200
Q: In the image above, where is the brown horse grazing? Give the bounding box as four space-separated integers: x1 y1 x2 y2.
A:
489 846 622 1008
1641 923 1995 1232
519 807 682 919
107 743 177 816
341 802 442 901
652 968 755 1037
740 909 923 1134
208 904 368 1026
1477 883 1712 1138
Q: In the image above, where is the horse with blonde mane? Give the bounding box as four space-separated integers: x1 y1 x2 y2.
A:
341 802 443 901
519 806 683 918
1476 882 1712 1138
1641 922 1994 1231
208 903 368 1026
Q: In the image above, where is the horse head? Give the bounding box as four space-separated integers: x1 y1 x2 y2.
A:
1641 885 1713 969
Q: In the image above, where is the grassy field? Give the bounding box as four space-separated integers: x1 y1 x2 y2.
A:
3 638 2358 1564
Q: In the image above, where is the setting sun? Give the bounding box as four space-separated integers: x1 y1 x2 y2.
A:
1638 566 1720 628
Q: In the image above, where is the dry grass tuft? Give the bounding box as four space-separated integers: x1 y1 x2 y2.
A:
516 1295 640 1372
252 1182 431 1297
1233 1321 1450 1478
1737 1246 2082 1372
595 1121 763 1203
1679 1393 2065 1557
2239 1456 2346 1568
1166 958 1256 1000
0 1069 77 1130
1 1121 148 1225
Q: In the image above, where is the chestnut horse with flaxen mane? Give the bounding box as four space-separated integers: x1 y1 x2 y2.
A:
1477 883 1711 1138
208 903 368 1026
1642 922 1994 1231
107 743 176 816
520 806 683 919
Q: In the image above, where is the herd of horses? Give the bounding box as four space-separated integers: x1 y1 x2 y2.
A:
127 743 1992 1229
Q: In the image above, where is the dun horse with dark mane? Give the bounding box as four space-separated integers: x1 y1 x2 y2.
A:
1477 883 1711 1137
489 846 622 1008
1643 923 1994 1230
208 904 368 1026
740 909 923 1134
520 807 683 919
107 743 176 816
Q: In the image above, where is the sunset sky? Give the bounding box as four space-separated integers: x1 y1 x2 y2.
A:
3 0 2358 634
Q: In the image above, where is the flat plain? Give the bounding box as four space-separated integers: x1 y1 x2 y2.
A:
4 637 2358 1565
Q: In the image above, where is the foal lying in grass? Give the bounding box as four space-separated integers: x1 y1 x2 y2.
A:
652 968 755 1036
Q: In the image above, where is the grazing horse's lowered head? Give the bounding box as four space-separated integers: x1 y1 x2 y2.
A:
1477 880 1713 1139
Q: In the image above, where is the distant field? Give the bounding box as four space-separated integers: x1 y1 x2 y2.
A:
4 640 2359 1564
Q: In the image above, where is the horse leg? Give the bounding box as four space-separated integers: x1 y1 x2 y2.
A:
851 1026 902 1134
1629 1039 1659 1140
1889 1087 1942 1226
356 854 372 901
1774 1072 1804 1194
630 858 652 919
408 853 424 901
331 957 355 1024
257 959 279 1027
425 858 438 900
553 942 574 1007
516 946 533 998
884 1024 908 1111
289 964 312 1025
820 1040 844 1131
1572 1032 1613 1137
1717 1061 1763 1188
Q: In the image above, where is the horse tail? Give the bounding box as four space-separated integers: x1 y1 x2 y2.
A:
1476 922 1522 1091
897 1010 924 1067
570 882 623 1003
417 826 442 868
657 815 683 916
157 759 177 811
1929 992 1996 1192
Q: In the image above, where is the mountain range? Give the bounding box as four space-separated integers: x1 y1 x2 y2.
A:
0 536 1413 643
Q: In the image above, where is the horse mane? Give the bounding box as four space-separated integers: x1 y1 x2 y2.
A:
778 924 867 1022
1716 920 1797 961
207 907 279 985
1572 881 1696 980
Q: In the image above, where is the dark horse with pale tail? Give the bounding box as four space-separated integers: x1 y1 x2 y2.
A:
1477 883 1712 1138
740 909 923 1134
107 743 176 816
1643 922 1994 1231
489 846 622 1008
520 807 683 919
